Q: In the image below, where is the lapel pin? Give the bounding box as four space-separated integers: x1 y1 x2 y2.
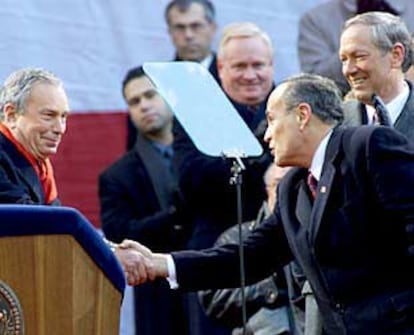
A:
320 186 327 193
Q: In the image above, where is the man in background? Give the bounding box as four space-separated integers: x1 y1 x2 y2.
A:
127 0 218 150
99 66 190 335
339 11 414 140
298 0 414 95
172 21 274 335
166 0 218 80
174 21 274 250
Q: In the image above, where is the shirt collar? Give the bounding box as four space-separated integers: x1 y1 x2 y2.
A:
152 141 173 157
309 129 333 181
200 53 213 69
365 81 409 124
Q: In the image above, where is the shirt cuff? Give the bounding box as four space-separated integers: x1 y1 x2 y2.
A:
166 254 179 289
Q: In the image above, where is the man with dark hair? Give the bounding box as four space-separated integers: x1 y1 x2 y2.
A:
99 66 190 335
122 73 414 334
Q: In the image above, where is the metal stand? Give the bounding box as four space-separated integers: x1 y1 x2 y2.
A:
229 157 247 335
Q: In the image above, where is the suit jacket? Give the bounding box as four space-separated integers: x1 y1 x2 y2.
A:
0 132 60 205
99 134 190 251
343 81 414 142
172 125 414 334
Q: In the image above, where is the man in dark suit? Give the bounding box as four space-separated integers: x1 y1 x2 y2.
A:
126 0 218 150
0 67 69 205
99 66 190 335
340 11 414 140
121 73 414 334
172 22 274 335
174 21 274 250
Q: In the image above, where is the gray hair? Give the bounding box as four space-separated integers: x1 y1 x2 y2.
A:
218 22 273 60
165 0 215 25
0 67 62 120
343 11 414 72
281 73 344 125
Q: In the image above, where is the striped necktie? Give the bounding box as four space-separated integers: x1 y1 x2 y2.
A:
371 94 392 127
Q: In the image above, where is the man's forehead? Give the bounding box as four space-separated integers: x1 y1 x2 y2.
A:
268 85 286 106
341 24 372 43
126 76 156 93
28 82 66 100
169 4 207 22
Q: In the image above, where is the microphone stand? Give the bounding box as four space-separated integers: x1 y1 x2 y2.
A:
227 153 248 335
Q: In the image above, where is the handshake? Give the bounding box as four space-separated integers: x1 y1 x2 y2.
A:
112 240 169 286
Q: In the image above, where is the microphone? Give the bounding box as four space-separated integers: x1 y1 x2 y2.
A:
371 94 392 127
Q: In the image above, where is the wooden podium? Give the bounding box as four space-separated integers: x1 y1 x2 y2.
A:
0 205 126 335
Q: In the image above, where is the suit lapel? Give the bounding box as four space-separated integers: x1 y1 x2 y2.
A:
135 134 176 210
309 163 335 242
309 128 343 242
394 81 414 141
342 100 367 126
295 181 313 228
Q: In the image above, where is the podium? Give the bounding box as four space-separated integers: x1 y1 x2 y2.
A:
0 205 125 335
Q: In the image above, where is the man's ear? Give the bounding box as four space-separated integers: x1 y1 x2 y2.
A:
296 103 311 130
390 42 405 69
3 103 18 128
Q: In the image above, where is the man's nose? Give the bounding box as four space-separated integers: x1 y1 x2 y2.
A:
53 117 66 134
183 27 196 39
342 59 357 77
242 67 257 80
264 126 271 143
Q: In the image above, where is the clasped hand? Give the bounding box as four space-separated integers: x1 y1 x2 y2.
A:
114 240 158 286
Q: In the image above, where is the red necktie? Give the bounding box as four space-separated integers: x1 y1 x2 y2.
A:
307 172 318 200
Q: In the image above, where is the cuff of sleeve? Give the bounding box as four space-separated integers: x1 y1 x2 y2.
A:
166 254 179 289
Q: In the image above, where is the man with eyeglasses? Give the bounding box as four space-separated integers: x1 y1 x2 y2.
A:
165 0 218 82
126 0 219 150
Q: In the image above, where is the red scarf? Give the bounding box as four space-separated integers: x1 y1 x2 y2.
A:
0 123 58 204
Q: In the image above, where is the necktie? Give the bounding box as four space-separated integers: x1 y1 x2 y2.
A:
371 94 392 127
307 172 318 200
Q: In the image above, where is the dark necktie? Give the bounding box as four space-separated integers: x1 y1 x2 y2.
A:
371 94 392 127
307 172 318 200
